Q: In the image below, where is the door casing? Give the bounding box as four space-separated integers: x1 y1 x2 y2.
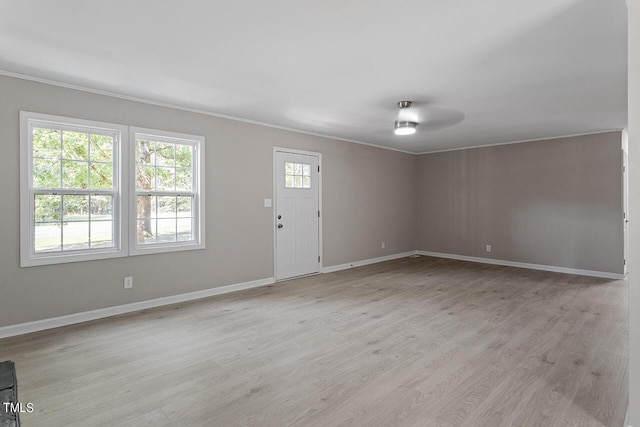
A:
623 129 629 275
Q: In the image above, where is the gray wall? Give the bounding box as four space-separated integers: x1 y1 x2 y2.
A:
0 75 417 327
416 132 624 274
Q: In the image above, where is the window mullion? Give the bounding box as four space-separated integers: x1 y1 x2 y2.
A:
33 188 116 196
135 190 195 197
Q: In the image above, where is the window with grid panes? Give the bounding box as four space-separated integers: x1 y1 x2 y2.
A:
20 112 127 266
131 128 205 255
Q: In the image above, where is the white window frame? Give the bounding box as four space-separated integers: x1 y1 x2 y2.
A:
128 127 205 256
20 111 129 267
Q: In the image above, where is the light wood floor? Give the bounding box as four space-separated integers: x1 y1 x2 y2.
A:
0 256 628 427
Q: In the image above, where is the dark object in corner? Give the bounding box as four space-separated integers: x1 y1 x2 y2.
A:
0 361 19 427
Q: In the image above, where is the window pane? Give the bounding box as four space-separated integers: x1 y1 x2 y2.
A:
156 219 177 243
155 142 175 166
62 131 89 160
294 163 302 175
90 134 113 162
177 196 192 217
285 175 294 188
137 195 156 245
295 176 302 187
33 158 61 188
89 162 113 189
137 165 155 191
34 223 61 253
137 195 157 220
158 196 176 217
137 219 158 245
177 218 192 241
90 195 114 247
63 195 88 222
285 162 293 174
35 194 62 222
90 221 113 248
90 195 113 219
62 160 88 189
303 176 311 188
33 128 61 159
176 168 193 191
303 164 311 176
175 145 192 169
62 221 89 250
156 167 175 191
136 140 155 165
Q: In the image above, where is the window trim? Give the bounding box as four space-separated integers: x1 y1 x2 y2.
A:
20 111 129 267
128 127 205 256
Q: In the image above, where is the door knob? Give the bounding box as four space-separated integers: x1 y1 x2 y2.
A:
278 224 283 229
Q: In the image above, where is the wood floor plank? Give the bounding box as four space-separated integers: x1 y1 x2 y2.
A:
553 350 627 427
0 256 627 427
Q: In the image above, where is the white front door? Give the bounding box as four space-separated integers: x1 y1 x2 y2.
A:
275 150 320 280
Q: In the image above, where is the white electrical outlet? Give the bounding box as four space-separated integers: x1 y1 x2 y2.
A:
124 276 133 289
264 198 272 208
382 241 386 249
485 245 492 252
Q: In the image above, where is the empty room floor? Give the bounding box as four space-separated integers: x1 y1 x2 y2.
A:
0 256 628 427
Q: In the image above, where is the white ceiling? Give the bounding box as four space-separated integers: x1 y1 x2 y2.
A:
0 0 628 153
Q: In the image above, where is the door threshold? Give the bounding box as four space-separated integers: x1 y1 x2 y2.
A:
276 272 320 282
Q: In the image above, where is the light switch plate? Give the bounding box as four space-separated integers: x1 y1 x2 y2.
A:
264 198 272 208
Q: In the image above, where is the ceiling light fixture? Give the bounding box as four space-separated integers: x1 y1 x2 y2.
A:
394 101 418 136
394 121 418 136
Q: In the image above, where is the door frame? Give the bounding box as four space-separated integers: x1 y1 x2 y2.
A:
623 129 629 275
273 147 323 281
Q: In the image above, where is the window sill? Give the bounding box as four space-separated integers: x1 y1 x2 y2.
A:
21 248 127 267
128 242 205 257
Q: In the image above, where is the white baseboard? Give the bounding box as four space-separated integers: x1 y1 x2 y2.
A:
322 251 417 273
416 250 624 280
0 277 274 339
